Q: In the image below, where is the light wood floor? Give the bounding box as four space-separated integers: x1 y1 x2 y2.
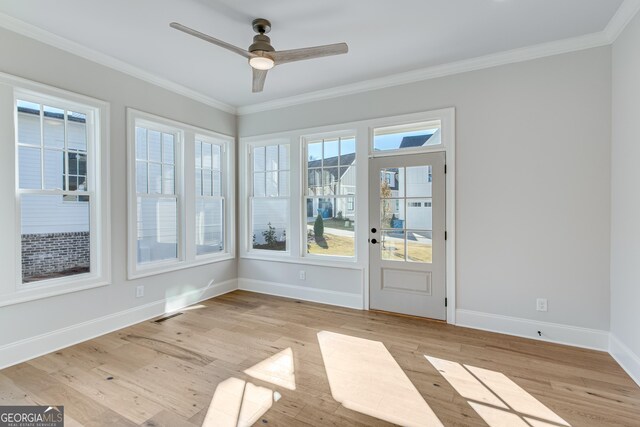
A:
1 291 639 426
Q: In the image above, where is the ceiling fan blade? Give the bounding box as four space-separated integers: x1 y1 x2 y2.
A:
272 42 348 65
252 68 268 93
170 22 253 59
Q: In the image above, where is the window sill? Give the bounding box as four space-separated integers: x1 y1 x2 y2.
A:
128 253 235 280
240 253 364 270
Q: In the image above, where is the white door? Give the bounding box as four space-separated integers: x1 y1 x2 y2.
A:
369 152 446 319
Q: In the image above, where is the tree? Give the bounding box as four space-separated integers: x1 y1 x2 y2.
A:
262 222 278 248
313 214 324 238
380 179 393 247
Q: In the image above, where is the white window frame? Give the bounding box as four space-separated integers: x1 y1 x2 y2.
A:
247 141 291 255
302 130 358 263
0 72 111 307
126 108 234 279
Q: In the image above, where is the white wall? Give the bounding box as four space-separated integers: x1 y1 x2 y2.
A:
0 27 237 359
610 10 640 384
239 46 612 333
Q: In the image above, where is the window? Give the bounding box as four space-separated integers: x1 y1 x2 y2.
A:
14 88 109 295
250 144 289 252
127 109 233 279
195 138 225 256
305 135 356 258
373 120 441 153
134 124 179 265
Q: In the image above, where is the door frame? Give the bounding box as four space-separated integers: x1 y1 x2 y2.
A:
365 108 456 324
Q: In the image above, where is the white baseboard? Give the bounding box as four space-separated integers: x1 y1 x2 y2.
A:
456 309 610 351
609 334 640 387
0 278 237 370
238 278 363 310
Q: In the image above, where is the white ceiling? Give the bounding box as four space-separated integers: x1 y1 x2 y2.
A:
0 0 626 109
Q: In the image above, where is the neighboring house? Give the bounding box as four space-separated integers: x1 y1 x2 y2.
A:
306 152 356 221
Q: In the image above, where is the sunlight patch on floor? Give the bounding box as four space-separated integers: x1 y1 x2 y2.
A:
244 347 296 390
318 330 443 427
426 355 570 427
201 378 274 427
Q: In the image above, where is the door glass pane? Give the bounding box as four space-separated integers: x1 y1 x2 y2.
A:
380 168 404 198
405 198 432 230
196 198 224 255
406 165 432 197
407 230 432 263
381 200 404 229
381 230 405 261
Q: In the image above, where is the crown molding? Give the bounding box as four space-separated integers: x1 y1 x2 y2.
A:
236 31 609 115
604 0 640 43
0 12 237 115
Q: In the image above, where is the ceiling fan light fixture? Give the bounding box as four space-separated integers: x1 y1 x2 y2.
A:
249 55 275 70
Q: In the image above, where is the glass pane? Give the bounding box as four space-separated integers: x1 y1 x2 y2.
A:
381 230 405 261
19 146 41 189
135 127 147 160
381 199 404 229
137 197 178 264
407 230 432 263
405 198 432 230
78 154 87 176
406 165 432 197
148 163 162 194
279 145 290 170
212 171 222 197
307 168 322 196
162 133 174 164
195 169 202 196
203 169 212 196
339 166 353 195
203 142 212 170
253 172 265 197
67 111 87 151
380 168 404 198
306 199 355 257
195 141 202 168
21 194 91 283
266 145 278 170
333 198 355 226
279 171 290 196
252 198 288 251
324 168 338 195
212 144 221 170
68 152 78 175
68 176 78 191
136 161 148 193
162 165 175 195
43 106 65 149
148 130 162 162
17 104 41 146
308 142 322 163
266 172 278 197
77 175 87 192
324 139 339 160
253 146 265 172
196 198 224 255
44 149 64 190
373 121 441 152
340 137 356 156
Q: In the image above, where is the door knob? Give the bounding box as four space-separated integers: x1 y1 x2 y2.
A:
371 228 377 233
371 238 378 244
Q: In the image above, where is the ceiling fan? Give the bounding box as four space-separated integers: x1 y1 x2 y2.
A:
170 19 348 93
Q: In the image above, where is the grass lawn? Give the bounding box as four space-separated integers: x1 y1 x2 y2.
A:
307 232 355 257
382 240 433 263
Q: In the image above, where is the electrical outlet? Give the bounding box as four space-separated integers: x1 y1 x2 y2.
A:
136 285 144 298
536 298 548 312
299 270 306 280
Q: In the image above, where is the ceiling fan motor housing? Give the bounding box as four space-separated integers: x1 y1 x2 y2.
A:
249 34 275 53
